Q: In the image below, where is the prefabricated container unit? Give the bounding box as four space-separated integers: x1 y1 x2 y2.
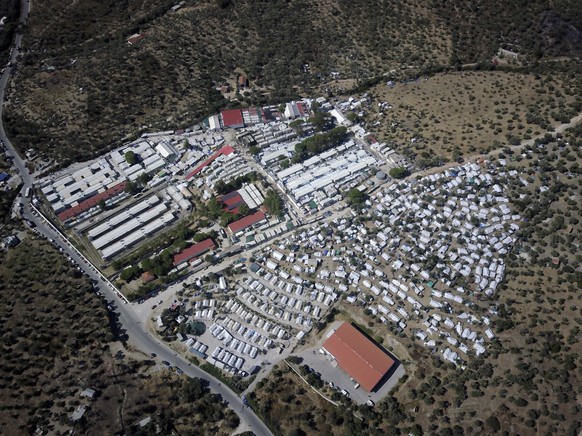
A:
101 242 126 260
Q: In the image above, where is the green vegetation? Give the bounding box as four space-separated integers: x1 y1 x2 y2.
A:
288 119 304 129
133 229 216 279
124 150 137 165
370 69 582 164
0 0 20 66
345 112 361 123
4 0 582 165
199 363 254 394
141 248 174 277
123 173 152 195
204 196 251 227
346 188 366 209
388 167 408 179
120 264 142 281
0 184 20 224
250 363 407 435
293 126 348 164
0 236 238 434
112 223 217 297
308 105 333 132
263 189 283 216
214 171 257 195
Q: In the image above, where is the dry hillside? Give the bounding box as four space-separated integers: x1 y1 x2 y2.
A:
367 68 582 166
3 0 582 164
0 234 239 435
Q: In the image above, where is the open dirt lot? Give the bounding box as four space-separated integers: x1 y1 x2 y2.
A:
368 70 582 164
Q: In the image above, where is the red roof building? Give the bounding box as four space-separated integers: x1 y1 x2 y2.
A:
296 102 306 116
227 210 266 234
322 322 395 392
219 191 246 214
127 33 147 45
365 134 378 145
185 145 235 180
173 238 216 266
58 181 127 222
221 109 244 128
141 272 156 283
238 75 248 87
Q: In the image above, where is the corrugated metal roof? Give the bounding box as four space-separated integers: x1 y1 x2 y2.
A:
173 238 215 266
221 109 244 128
185 145 235 179
322 322 395 392
228 210 266 233
58 181 127 222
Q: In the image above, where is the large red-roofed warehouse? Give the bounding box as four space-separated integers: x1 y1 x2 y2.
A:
322 322 395 392
221 109 244 129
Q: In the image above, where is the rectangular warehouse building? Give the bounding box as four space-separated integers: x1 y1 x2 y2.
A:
322 322 395 392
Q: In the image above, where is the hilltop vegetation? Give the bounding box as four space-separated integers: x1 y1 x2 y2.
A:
0 0 20 64
0 235 238 434
4 0 582 164
368 67 582 166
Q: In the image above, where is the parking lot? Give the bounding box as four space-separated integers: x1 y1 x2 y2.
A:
294 321 406 405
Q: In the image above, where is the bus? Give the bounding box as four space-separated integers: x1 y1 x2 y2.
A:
24 187 31 198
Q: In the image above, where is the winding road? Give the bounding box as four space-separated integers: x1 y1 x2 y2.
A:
3 1 582 433
0 2 272 435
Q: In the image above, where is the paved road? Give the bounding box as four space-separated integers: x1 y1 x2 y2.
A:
0 0 31 190
0 3 272 435
22 207 270 434
3 1 582 430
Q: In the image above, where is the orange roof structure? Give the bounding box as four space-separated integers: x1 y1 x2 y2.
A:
227 210 266 234
141 271 156 283
173 238 215 266
322 322 395 392
185 145 235 180
219 191 245 214
58 181 127 222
